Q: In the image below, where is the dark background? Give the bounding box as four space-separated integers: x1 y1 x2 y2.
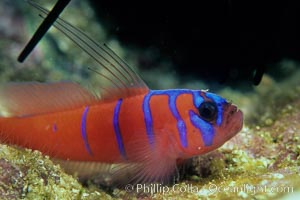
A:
89 0 299 86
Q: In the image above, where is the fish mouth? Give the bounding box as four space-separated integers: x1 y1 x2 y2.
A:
224 103 244 135
234 109 244 131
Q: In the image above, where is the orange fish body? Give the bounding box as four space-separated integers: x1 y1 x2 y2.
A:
0 85 242 183
0 2 243 184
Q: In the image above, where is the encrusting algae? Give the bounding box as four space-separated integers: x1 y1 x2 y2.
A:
0 1 300 200
0 144 111 199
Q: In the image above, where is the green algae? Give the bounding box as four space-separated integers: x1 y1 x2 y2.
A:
0 144 112 200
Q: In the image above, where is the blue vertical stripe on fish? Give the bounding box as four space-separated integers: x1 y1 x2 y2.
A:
81 106 93 155
168 92 188 148
53 123 57 133
189 109 215 146
143 90 201 148
143 92 155 147
113 98 127 159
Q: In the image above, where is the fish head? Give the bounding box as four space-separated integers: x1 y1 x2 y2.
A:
175 90 243 157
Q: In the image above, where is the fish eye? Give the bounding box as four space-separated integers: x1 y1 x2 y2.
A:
197 101 218 122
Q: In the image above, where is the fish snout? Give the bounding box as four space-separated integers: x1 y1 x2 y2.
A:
223 103 243 131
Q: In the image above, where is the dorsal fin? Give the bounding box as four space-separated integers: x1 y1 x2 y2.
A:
28 1 149 100
0 82 98 117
